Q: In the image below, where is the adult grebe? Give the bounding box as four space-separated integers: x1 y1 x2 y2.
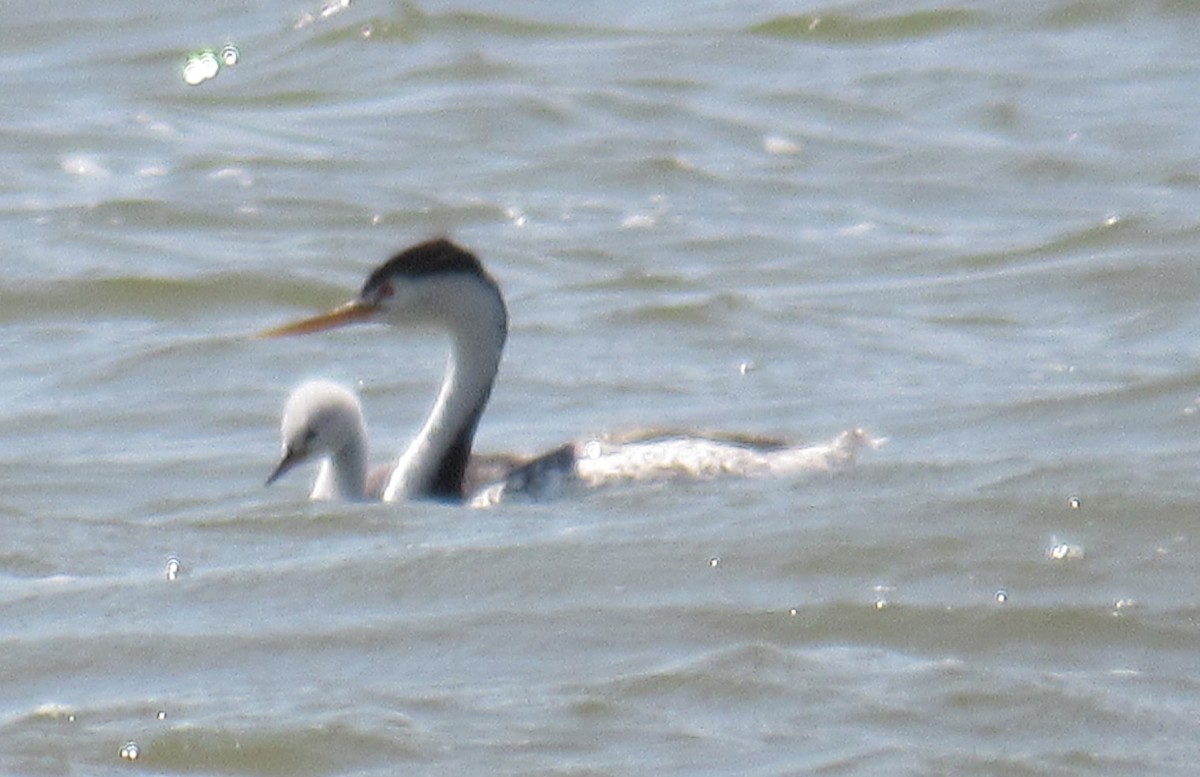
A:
261 239 879 504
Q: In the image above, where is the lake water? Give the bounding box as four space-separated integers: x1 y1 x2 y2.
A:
4 0 1200 774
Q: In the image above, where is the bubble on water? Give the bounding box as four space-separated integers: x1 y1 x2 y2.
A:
61 155 109 178
156 710 167 720
118 741 140 761
708 556 720 569
209 166 253 187
874 598 889 610
182 50 220 85
504 206 527 227
994 589 1008 604
1048 540 1084 561
1068 496 1081 509
33 703 76 721
320 0 351 19
183 45 238 86
763 134 802 156
165 556 182 581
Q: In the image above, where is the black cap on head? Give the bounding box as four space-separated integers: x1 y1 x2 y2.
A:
361 239 490 299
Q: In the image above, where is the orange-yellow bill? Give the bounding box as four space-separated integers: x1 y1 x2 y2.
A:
257 300 377 338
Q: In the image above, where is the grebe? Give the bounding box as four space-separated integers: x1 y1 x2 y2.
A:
261 239 878 504
266 380 379 500
266 378 574 502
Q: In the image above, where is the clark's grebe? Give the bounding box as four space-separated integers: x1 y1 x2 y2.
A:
262 239 879 504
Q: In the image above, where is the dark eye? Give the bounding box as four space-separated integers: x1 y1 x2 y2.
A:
303 428 317 445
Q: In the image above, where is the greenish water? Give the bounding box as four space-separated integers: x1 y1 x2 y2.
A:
4 1 1200 774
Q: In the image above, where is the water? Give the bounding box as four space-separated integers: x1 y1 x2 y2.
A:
4 0 1200 774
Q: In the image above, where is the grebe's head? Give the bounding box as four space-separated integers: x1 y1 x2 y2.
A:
266 380 365 486
258 238 504 338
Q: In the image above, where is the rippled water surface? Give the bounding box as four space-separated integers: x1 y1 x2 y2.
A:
4 1 1200 774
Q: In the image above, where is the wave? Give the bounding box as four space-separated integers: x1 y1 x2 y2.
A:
749 9 986 43
0 273 343 325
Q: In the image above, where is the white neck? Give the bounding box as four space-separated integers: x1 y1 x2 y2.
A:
310 435 369 501
382 277 507 502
